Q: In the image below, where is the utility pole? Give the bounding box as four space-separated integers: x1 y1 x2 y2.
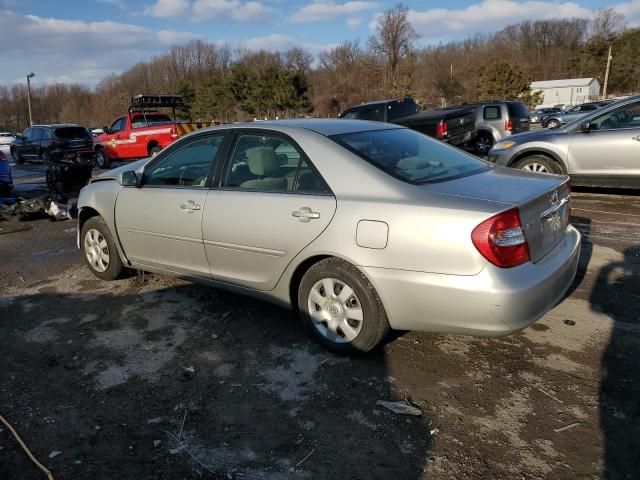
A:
602 45 612 100
26 72 35 126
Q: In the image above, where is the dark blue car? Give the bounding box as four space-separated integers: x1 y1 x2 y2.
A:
0 149 13 195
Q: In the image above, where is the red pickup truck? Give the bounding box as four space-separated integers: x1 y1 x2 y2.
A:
94 94 210 169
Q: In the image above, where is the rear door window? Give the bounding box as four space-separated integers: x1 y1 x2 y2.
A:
356 107 385 122
483 106 501 120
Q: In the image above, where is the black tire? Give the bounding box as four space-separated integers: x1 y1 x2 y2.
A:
515 155 562 175
546 119 560 129
149 144 162 157
95 148 111 169
298 258 390 354
12 149 24 164
80 216 124 281
474 133 494 155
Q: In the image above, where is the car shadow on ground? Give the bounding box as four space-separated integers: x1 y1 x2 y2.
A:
0 276 432 479
590 245 640 479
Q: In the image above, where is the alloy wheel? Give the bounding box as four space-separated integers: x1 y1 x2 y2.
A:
84 228 110 272
521 163 549 173
307 277 364 344
475 136 493 155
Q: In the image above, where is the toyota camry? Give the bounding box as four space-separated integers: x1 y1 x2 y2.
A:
77 119 580 353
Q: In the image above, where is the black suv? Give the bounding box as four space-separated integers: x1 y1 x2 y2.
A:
11 124 94 165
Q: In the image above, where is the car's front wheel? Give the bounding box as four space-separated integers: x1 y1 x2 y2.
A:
12 149 23 164
515 155 561 175
298 258 389 354
81 216 124 281
546 119 560 129
474 133 494 155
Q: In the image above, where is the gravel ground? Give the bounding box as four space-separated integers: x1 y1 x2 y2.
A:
1 161 639 479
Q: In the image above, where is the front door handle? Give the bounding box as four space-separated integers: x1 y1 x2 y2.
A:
180 200 201 213
292 207 320 222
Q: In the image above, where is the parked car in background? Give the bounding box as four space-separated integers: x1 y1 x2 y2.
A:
530 107 562 124
78 119 579 354
0 132 16 145
11 124 94 165
488 96 640 188
339 97 476 146
541 102 603 128
0 150 13 195
443 101 530 154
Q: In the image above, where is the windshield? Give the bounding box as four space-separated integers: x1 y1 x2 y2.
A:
331 128 488 184
54 127 91 140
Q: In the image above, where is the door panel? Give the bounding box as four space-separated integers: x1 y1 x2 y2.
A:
202 191 336 290
116 188 210 276
568 101 640 176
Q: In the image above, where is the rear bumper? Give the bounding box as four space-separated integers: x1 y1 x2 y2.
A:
363 225 581 336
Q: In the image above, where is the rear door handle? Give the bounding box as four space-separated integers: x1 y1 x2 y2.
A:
292 207 320 222
180 200 201 213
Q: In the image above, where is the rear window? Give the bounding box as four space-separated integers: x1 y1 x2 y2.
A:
507 102 529 118
54 127 90 140
388 99 419 121
331 128 488 184
131 114 173 128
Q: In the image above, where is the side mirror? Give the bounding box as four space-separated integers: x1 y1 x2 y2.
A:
579 120 592 133
120 170 140 187
102 126 110 134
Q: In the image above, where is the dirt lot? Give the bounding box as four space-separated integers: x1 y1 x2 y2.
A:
1 162 639 480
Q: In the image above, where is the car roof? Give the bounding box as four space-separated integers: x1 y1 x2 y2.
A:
342 97 413 109
210 119 404 137
31 124 80 128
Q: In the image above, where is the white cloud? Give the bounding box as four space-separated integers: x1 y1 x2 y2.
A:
367 0 640 41
614 0 640 26
289 1 378 27
144 0 190 17
0 10 198 86
242 33 334 56
145 0 275 21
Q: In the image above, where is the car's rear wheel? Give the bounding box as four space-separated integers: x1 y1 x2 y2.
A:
515 155 561 175
546 119 560 129
474 133 494 155
95 148 111 169
149 145 162 157
298 258 389 354
81 216 124 281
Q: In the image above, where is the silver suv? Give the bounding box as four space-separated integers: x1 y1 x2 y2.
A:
446 101 530 154
487 96 640 188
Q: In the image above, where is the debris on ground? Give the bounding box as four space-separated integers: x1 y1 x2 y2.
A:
45 200 72 221
376 400 422 416
48 450 62 459
554 422 581 433
564 319 576 326
153 440 161 448
179 366 196 381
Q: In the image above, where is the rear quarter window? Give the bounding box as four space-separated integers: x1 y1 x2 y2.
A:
54 127 91 140
507 102 529 118
483 106 501 120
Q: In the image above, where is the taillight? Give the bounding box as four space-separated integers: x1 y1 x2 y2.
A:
504 119 513 132
436 119 448 139
471 208 530 268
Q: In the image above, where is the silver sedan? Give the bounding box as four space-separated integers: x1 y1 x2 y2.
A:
77 119 580 353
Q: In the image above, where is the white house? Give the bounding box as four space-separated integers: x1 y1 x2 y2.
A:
530 78 601 108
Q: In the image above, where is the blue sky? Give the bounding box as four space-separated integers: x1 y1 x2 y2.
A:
1 0 638 87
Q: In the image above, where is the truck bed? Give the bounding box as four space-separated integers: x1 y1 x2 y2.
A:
392 107 476 146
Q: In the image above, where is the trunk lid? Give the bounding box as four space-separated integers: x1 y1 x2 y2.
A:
446 110 476 138
423 166 571 263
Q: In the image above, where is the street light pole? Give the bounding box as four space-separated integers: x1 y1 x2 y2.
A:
602 46 612 100
26 72 35 126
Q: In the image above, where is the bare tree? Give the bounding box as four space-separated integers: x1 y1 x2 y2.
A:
590 8 626 39
368 3 419 94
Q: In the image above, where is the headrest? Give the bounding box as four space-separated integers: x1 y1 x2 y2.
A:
247 147 279 176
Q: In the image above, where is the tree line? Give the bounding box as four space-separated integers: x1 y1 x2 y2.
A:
0 4 638 132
